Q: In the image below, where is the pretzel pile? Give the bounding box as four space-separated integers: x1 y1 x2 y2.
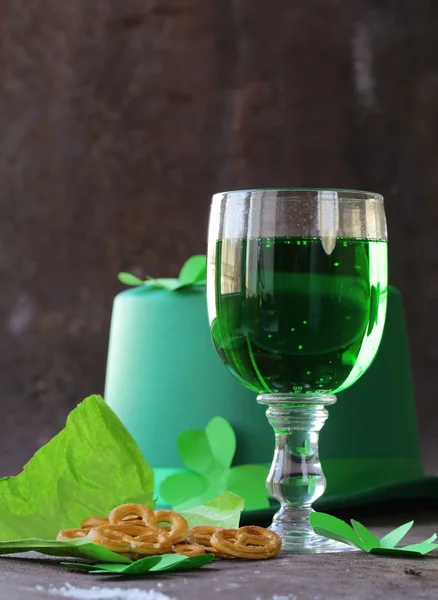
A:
57 503 282 560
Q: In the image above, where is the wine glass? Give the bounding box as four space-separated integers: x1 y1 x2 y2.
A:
207 189 388 553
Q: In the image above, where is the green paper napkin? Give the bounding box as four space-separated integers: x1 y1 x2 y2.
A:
62 553 215 575
0 395 154 541
310 512 438 556
178 492 244 529
160 417 270 510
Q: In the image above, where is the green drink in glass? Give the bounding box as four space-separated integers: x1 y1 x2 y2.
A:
207 189 388 552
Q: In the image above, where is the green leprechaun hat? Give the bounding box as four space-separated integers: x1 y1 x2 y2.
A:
104 257 438 515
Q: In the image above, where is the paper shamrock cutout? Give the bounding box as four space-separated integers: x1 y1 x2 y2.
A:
118 255 206 291
160 417 270 511
62 553 214 576
310 512 438 556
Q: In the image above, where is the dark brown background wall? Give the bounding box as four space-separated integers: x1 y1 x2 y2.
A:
0 0 437 474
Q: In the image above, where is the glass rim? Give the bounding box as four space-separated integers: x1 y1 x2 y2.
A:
214 188 384 201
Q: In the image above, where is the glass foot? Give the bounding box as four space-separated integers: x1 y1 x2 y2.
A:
268 506 359 554
272 526 359 554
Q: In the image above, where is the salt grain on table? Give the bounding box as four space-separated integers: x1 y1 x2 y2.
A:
35 583 175 600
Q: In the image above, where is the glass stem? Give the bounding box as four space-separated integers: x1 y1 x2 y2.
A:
257 394 336 548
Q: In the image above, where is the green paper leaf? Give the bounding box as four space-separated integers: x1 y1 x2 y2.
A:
312 513 438 557
177 430 218 475
226 465 270 511
93 556 164 573
310 513 365 549
118 274 194 292
179 255 207 286
0 537 131 563
205 417 236 470
380 521 414 548
177 492 244 529
421 533 438 544
149 278 182 291
64 553 214 576
351 519 381 552
118 272 145 286
159 472 208 508
119 256 207 293
371 541 438 557
391 540 438 554
0 395 154 541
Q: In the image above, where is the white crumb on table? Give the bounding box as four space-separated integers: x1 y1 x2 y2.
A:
255 596 298 600
34 582 175 600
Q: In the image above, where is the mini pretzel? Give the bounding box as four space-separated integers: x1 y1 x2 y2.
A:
187 526 221 546
210 526 282 559
81 516 109 529
119 551 142 560
186 525 229 558
88 523 172 555
108 503 155 527
56 528 89 541
172 542 205 557
147 510 188 543
123 516 145 524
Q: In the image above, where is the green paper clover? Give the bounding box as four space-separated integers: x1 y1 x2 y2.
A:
118 255 206 291
160 417 270 511
310 512 438 556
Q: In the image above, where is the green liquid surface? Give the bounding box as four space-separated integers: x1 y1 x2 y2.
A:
210 237 387 394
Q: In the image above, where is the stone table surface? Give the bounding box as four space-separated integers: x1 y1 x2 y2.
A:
1 513 437 600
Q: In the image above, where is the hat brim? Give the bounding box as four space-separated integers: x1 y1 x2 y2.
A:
155 466 437 516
